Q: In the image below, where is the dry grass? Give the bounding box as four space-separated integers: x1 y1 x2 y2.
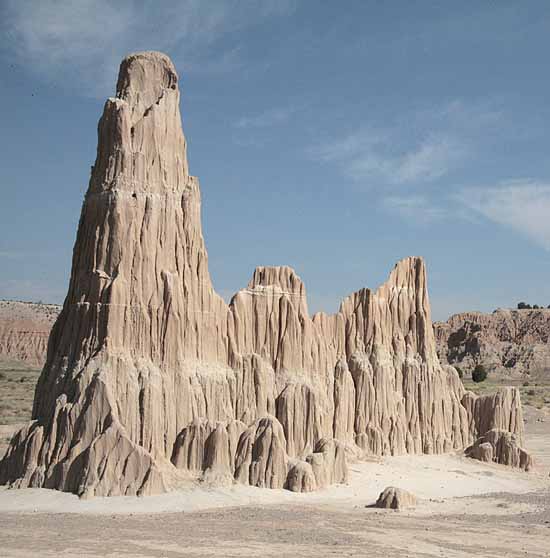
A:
0 359 41 425
462 374 550 413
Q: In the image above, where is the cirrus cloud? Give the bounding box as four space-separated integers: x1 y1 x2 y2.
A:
457 179 550 250
1 0 295 96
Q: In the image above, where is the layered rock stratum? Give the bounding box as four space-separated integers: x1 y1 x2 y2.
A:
0 301 61 367
0 52 532 497
435 309 550 377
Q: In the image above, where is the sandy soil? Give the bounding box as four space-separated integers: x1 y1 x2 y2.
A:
0 407 549 557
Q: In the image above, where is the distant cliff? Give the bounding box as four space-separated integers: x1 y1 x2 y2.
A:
0 300 61 367
434 308 550 376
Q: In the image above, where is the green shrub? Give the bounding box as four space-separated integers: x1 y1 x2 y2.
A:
455 366 464 379
472 364 488 383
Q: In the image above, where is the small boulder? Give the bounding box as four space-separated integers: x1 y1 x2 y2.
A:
285 461 317 493
375 487 417 510
468 441 493 463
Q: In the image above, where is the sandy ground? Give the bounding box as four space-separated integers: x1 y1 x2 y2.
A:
0 407 549 557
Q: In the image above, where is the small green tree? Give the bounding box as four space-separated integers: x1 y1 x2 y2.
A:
472 364 488 383
455 366 464 379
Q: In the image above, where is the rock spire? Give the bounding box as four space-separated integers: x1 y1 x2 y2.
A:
0 52 530 497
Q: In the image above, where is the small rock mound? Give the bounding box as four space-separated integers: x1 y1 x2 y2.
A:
375 487 417 510
285 461 317 492
466 428 533 471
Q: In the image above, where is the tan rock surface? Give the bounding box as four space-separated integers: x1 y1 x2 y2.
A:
435 309 550 376
0 51 530 497
375 486 417 510
0 301 61 366
466 429 533 471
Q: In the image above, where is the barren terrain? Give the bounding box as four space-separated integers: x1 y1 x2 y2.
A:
0 367 549 557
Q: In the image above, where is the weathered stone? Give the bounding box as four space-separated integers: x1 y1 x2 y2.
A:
435 309 550 376
306 438 348 488
461 387 524 444
234 416 289 489
0 51 530 498
0 301 60 366
466 429 533 471
285 460 317 492
375 486 417 510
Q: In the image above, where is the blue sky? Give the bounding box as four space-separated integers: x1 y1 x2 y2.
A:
2 1 550 321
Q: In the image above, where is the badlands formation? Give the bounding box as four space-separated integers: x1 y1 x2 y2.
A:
0 301 60 366
0 52 533 498
435 309 550 377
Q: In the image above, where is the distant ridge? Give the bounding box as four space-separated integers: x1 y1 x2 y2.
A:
435 308 550 377
0 300 61 366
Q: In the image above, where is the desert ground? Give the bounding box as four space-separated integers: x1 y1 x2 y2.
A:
0 360 549 557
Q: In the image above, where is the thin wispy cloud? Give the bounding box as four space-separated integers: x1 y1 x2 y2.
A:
423 98 503 132
382 195 448 224
309 98 505 189
234 106 295 129
1 0 294 96
457 180 550 250
312 130 467 186
353 134 465 185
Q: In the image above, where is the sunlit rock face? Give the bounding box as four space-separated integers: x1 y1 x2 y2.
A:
0 52 529 497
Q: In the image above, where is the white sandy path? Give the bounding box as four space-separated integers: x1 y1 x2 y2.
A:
0 453 547 516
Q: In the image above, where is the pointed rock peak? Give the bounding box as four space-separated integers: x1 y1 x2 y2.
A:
247 266 305 296
0 51 527 500
116 51 179 116
381 256 426 291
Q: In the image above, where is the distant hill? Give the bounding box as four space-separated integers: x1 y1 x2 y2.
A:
0 300 61 367
434 308 550 377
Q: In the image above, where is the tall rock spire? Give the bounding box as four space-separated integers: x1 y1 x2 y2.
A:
0 52 530 497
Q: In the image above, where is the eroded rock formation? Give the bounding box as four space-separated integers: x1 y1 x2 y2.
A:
0 301 61 367
0 51 531 497
375 486 417 510
435 309 550 377
466 429 532 471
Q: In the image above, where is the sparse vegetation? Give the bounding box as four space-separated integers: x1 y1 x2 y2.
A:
517 302 548 310
0 361 41 424
472 364 488 383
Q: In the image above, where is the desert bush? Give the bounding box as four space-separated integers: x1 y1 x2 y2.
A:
527 389 536 396
472 364 488 383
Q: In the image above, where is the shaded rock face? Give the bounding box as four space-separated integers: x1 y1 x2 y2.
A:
461 387 533 469
435 309 550 377
0 52 529 497
0 301 61 367
375 487 417 510
466 429 533 471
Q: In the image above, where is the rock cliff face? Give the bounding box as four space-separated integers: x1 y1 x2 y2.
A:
0 301 61 367
435 309 550 377
0 52 530 497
